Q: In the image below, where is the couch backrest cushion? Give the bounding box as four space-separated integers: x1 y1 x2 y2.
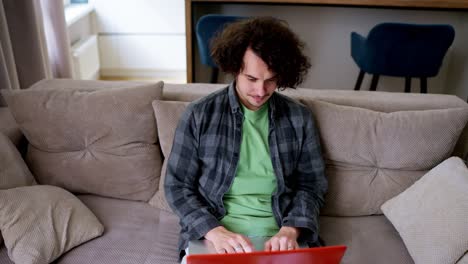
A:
161 84 468 216
149 100 189 212
163 83 225 102
30 78 156 91
304 100 468 216
27 81 467 167
282 88 468 161
2 80 164 201
163 84 468 160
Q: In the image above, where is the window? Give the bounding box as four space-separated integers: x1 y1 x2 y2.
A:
64 0 89 7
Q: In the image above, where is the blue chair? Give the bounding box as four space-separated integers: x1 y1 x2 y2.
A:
351 23 455 93
196 14 245 83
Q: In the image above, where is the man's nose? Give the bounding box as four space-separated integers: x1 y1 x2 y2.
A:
254 82 267 96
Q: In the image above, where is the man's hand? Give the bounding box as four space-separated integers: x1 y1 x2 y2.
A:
264 226 300 251
205 226 254 254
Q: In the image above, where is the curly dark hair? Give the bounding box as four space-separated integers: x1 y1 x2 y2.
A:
210 16 311 89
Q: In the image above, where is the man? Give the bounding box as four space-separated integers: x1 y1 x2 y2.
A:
165 16 327 259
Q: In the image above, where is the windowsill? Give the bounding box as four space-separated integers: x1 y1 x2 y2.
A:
64 3 94 27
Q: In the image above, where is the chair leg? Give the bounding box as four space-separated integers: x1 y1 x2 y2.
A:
210 67 219 83
420 77 427 93
370 74 379 91
354 70 365 91
405 77 411 93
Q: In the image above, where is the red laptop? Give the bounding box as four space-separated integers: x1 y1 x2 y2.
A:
187 245 347 264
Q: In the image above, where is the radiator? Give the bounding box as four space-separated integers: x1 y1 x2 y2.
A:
71 35 100 79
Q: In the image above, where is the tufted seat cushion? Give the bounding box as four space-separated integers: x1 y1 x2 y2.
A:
2 80 164 201
55 195 180 264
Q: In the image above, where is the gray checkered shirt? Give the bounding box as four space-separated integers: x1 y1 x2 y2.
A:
165 82 327 253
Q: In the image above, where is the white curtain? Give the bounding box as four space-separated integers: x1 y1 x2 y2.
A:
0 0 73 106
40 0 73 79
0 0 19 106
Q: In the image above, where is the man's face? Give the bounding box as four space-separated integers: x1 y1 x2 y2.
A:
235 48 277 111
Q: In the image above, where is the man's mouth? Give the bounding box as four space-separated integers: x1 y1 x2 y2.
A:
251 95 266 103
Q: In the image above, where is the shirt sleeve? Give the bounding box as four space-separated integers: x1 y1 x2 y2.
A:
281 110 328 245
164 105 221 240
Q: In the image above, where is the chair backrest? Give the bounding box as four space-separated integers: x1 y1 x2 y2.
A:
366 23 455 77
195 14 245 67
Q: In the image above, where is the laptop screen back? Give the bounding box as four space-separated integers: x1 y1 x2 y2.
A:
187 245 347 264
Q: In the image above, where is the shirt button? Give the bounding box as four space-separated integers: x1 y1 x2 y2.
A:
233 152 239 158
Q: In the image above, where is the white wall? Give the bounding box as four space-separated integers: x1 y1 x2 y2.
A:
93 0 186 79
194 4 468 98
68 11 94 46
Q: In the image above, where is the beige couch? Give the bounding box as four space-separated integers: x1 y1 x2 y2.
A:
0 79 467 264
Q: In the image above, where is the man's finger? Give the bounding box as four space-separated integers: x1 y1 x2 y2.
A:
238 237 253 253
271 239 280 251
287 241 295 251
224 244 235 254
294 241 300 249
215 246 227 254
279 237 288 251
234 245 244 253
264 240 272 251
227 238 245 253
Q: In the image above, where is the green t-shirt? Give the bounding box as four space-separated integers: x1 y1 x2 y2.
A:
220 102 279 237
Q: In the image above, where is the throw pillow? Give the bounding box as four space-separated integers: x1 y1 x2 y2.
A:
304 100 468 216
0 132 36 246
149 100 190 212
381 157 468 264
2 81 164 201
0 132 36 190
0 185 104 264
458 253 468 264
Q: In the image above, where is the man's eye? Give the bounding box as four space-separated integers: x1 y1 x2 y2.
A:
248 78 256 82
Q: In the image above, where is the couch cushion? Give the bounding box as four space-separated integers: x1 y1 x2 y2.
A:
149 100 190 212
162 84 468 160
0 212 413 264
0 185 104 264
30 78 158 91
0 133 36 190
284 88 468 112
0 132 36 246
0 246 13 263
459 254 468 264
2 80 164 201
0 107 23 148
381 157 468 264
287 88 468 163
303 100 468 216
55 195 180 264
162 83 225 102
320 215 413 264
